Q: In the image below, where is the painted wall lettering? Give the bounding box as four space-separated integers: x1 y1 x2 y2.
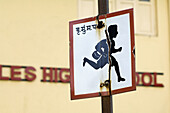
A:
40 67 70 83
25 67 37 81
11 66 22 81
136 72 164 87
0 65 9 80
0 65 36 81
0 64 164 87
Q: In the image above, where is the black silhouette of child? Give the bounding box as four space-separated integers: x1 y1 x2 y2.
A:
83 25 125 82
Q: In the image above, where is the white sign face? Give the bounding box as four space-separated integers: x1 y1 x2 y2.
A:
70 9 136 100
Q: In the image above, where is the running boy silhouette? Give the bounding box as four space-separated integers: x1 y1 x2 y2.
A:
83 25 125 82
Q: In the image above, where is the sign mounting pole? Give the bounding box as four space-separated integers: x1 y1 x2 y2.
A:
98 0 109 15
98 0 113 113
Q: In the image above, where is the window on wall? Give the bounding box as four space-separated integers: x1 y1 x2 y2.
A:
78 0 157 36
116 0 157 36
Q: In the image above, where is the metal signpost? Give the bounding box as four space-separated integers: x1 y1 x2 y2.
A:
69 0 136 113
98 1 113 113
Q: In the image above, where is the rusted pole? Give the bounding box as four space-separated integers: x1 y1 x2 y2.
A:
98 0 109 15
101 96 113 113
98 0 113 113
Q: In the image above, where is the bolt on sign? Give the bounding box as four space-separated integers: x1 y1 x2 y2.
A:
69 9 136 100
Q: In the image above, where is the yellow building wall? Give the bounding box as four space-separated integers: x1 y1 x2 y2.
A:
115 0 170 113
0 0 95 113
0 0 169 113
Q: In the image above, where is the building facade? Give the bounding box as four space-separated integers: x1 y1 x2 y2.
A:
0 0 169 113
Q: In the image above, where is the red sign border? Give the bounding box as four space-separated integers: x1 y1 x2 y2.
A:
69 8 136 100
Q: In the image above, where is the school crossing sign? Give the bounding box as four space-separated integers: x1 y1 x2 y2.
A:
69 9 136 100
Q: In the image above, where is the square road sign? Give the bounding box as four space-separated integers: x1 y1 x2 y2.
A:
69 8 136 100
